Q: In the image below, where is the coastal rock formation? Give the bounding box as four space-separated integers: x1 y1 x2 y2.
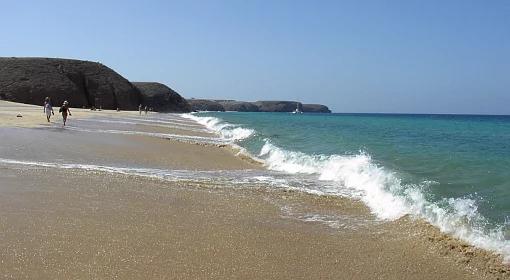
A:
188 99 225 112
133 82 191 112
302 104 331 113
0 57 330 113
216 100 259 112
184 98 331 113
253 101 302 112
0 57 140 109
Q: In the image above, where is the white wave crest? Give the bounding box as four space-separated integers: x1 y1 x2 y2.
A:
259 141 408 219
182 114 255 142
257 140 510 262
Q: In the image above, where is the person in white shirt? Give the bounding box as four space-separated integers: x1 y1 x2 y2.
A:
43 97 54 122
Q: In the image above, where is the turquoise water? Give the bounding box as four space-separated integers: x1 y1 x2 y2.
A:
189 112 510 259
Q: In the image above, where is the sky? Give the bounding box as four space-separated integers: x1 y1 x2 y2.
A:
0 0 509 114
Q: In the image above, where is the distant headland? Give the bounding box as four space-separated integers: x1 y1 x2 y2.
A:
188 99 331 113
0 57 330 113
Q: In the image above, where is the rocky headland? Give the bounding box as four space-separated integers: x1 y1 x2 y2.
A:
215 100 260 112
301 103 331 113
0 57 190 112
133 82 191 113
189 99 331 113
187 99 226 112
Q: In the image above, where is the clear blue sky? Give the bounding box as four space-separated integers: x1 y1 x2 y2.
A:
1 0 509 114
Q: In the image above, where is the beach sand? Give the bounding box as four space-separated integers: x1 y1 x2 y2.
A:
0 100 508 279
0 167 496 280
0 100 143 128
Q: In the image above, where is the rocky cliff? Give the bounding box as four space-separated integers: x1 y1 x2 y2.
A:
301 104 331 113
188 99 225 112
253 101 302 112
0 57 141 109
0 57 190 112
216 100 259 112
133 82 190 112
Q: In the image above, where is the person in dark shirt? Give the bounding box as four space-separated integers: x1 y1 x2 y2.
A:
59 100 72 126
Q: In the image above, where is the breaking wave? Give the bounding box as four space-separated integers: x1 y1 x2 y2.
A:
185 113 510 262
182 114 255 142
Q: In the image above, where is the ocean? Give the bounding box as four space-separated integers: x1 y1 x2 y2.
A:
185 112 510 261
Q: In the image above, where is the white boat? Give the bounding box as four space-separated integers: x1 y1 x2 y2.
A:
291 104 303 114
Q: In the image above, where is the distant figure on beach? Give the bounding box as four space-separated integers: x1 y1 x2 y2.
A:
139 104 142 115
144 105 148 115
59 100 72 126
43 97 54 122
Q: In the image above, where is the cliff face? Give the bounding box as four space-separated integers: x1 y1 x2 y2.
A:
186 99 331 113
253 101 302 112
216 100 259 112
0 57 140 109
302 104 331 113
188 99 225 112
133 82 191 112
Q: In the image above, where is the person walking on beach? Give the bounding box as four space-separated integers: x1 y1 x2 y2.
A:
139 104 142 115
59 100 72 126
43 97 54 122
144 105 148 115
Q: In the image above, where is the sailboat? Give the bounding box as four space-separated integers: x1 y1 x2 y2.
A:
291 104 303 114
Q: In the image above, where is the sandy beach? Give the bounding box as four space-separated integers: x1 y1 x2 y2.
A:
0 100 139 128
0 100 508 279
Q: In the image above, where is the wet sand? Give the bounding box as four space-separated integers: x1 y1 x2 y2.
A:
0 101 508 279
0 127 258 170
0 167 499 280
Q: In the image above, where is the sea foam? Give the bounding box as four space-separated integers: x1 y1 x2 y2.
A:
182 114 255 142
0 158 266 186
77 118 209 133
65 126 227 145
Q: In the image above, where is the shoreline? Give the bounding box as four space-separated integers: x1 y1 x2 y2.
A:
0 100 508 279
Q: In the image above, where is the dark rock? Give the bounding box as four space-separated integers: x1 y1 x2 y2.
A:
187 99 225 111
184 99 331 113
302 104 331 113
0 57 140 109
253 101 302 112
215 100 259 112
133 82 191 113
